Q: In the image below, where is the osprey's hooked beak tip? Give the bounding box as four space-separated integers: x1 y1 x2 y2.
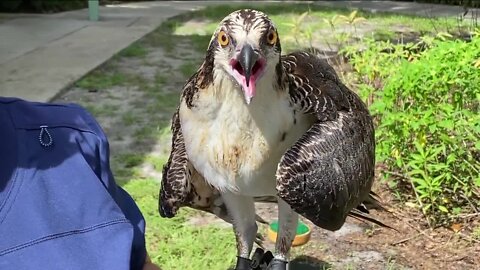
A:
231 43 265 105
239 44 257 86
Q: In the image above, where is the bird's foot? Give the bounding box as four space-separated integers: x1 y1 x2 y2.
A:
235 248 276 270
235 256 253 270
266 258 287 270
251 248 273 270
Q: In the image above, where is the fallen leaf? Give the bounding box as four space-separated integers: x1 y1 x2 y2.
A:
451 223 462 233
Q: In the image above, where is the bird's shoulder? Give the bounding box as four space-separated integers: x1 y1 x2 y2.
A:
181 70 201 109
181 57 215 109
281 51 365 121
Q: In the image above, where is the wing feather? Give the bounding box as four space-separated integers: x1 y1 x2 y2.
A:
277 52 384 230
158 109 195 217
159 71 218 217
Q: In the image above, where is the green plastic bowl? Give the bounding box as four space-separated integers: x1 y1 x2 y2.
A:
267 220 311 246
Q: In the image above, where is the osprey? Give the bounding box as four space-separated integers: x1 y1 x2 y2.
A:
159 9 384 270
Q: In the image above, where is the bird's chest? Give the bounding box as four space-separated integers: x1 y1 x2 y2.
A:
179 86 308 195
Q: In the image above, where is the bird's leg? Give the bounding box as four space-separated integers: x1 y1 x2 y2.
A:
222 192 258 270
268 198 298 270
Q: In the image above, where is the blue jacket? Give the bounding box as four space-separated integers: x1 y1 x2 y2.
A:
0 98 146 270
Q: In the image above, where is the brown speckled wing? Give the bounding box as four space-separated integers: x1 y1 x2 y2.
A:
276 52 378 231
159 66 217 218
158 109 193 218
281 52 353 121
158 106 224 219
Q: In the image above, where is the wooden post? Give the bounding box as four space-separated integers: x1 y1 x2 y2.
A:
88 0 99 21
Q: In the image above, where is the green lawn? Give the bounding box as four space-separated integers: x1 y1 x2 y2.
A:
123 180 236 270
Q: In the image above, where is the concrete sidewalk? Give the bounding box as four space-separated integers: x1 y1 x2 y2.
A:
0 1 477 102
0 1 207 102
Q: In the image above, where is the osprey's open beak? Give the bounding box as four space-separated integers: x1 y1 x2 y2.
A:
239 44 257 88
230 44 266 104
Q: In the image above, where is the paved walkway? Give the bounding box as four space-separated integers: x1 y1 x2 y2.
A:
0 1 477 102
0 1 207 102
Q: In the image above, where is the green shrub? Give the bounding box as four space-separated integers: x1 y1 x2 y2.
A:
344 33 480 226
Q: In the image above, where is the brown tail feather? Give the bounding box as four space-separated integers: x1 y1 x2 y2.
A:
349 209 398 232
362 192 389 212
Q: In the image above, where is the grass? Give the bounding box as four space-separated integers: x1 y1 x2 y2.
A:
190 35 212 52
145 23 177 52
372 28 397 41
178 62 198 77
122 111 138 126
117 153 144 168
83 104 119 117
473 226 480 240
145 155 169 172
123 179 236 270
153 91 182 110
119 42 149 58
76 70 127 90
154 73 167 85
170 4 473 53
75 57 150 91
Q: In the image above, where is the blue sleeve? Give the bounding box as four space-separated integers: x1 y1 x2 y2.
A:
0 97 147 270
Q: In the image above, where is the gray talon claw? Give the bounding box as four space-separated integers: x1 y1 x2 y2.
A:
266 258 287 270
235 256 252 270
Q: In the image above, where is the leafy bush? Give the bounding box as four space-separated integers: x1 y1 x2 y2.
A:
344 33 480 226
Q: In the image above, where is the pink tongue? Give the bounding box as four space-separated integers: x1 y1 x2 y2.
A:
241 75 256 104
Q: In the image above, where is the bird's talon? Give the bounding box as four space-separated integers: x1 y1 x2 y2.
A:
266 258 287 270
251 248 274 270
251 248 264 268
261 251 274 267
235 256 253 270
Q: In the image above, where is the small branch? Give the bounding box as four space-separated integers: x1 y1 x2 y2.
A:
391 232 422 245
457 232 480 244
383 170 409 180
446 254 469 262
404 222 439 243
450 213 480 219
460 193 479 214
408 176 432 228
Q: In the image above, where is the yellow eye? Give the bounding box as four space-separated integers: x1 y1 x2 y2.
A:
266 30 277 45
218 31 229 47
